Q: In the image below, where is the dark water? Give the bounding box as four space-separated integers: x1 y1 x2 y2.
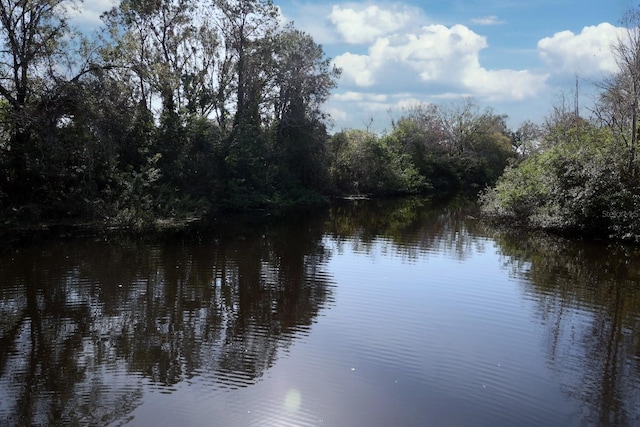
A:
1 197 640 427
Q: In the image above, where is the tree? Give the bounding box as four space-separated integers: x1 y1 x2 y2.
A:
271 27 340 127
0 0 77 201
391 103 447 156
102 0 226 118
437 98 481 155
511 120 542 158
435 98 510 158
0 0 343 218
270 26 340 190
326 129 395 195
595 73 633 143
389 99 513 188
214 0 279 128
609 7 640 176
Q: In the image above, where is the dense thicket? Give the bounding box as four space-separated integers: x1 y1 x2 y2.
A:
0 0 524 232
325 100 515 196
0 0 343 225
0 0 518 229
480 8 640 242
481 113 640 241
5 1 640 241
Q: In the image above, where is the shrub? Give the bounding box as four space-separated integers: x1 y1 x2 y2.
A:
481 125 640 240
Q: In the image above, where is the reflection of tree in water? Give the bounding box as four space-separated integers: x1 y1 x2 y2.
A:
0 211 333 426
0 245 144 426
490 231 640 426
325 196 486 261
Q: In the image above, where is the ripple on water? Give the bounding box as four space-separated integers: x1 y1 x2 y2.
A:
305 236 581 426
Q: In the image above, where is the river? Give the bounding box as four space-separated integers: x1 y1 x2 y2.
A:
1 197 639 426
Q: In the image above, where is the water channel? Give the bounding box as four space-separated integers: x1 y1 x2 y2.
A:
1 197 639 426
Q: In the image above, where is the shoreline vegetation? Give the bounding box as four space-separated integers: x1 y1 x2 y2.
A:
2 1 640 244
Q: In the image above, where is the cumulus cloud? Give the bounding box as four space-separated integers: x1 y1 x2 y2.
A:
537 23 623 78
333 23 547 101
333 52 377 87
464 68 548 101
324 91 422 130
325 106 350 124
329 4 418 44
305 1 620 130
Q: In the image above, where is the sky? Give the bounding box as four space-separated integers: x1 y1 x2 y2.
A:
72 0 638 132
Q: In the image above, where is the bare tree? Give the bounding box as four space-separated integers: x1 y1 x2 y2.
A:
512 120 542 157
437 98 508 156
542 91 580 148
610 8 640 176
594 72 633 145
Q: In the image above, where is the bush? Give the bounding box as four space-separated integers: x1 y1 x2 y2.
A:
481 125 640 240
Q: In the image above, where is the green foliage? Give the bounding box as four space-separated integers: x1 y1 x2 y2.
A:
0 0 517 230
381 100 515 194
480 159 548 221
481 124 640 241
322 100 516 199
327 130 409 195
0 0 345 225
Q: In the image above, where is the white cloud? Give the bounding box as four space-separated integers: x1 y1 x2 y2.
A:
329 4 418 44
464 68 548 101
537 23 623 78
325 90 402 123
398 24 487 82
333 92 388 102
471 16 505 26
67 0 117 28
391 96 424 111
280 3 339 45
325 106 350 124
333 23 547 101
333 53 377 86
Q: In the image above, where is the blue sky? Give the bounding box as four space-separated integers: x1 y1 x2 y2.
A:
74 0 638 132
279 0 637 131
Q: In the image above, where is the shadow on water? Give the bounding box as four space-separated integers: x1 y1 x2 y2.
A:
0 210 334 426
488 229 640 426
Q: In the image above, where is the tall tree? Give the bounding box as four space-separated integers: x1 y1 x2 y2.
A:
0 0 91 202
214 0 278 128
610 7 640 177
271 27 340 188
272 27 340 127
102 0 199 115
101 0 227 195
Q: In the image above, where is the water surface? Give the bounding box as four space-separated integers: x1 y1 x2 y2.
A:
1 197 639 426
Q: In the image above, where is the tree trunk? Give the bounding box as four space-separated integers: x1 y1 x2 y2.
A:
631 99 637 178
